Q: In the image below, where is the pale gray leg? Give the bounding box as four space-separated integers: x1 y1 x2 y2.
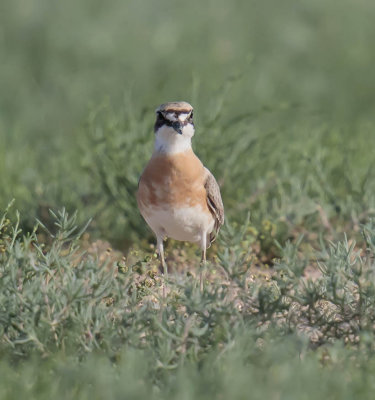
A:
157 235 167 276
200 234 207 292
201 247 207 263
157 235 167 298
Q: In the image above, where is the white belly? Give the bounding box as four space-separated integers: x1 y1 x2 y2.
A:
141 205 215 243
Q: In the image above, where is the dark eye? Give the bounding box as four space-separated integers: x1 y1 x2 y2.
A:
190 111 194 119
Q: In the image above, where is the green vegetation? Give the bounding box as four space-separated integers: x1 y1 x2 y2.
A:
1 0 375 398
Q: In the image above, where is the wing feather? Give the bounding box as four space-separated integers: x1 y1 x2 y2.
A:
204 168 224 245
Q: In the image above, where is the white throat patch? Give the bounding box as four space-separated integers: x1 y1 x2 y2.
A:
154 123 195 155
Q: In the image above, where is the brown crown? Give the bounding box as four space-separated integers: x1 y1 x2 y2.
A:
156 101 193 114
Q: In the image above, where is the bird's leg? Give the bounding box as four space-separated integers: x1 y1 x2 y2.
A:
200 235 207 292
157 237 167 276
201 247 207 263
157 236 167 298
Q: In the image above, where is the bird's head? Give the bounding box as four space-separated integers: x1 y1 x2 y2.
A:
154 101 194 153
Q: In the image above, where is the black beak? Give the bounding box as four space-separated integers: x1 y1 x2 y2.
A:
171 121 183 135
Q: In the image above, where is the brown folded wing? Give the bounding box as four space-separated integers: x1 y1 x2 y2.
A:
204 168 224 245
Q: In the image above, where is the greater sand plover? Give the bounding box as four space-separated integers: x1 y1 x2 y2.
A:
137 101 224 275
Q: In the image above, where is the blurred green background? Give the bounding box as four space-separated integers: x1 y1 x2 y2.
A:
1 0 375 247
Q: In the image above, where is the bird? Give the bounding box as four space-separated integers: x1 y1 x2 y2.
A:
137 101 224 280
